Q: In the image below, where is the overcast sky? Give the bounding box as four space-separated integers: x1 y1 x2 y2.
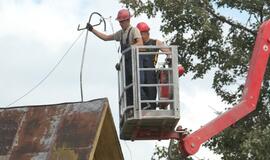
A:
0 1 231 159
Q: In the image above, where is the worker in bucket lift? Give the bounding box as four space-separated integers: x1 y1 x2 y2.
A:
86 9 143 106
136 22 171 110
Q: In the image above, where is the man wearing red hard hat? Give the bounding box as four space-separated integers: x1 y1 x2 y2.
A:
136 22 168 63
87 9 143 106
136 22 171 109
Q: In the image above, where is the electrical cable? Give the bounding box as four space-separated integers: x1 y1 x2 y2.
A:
80 30 89 102
79 12 106 102
106 16 120 55
6 30 85 107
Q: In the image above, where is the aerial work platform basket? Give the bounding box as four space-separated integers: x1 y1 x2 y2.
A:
117 45 181 140
119 19 270 157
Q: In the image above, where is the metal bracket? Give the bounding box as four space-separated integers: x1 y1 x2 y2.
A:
77 12 106 31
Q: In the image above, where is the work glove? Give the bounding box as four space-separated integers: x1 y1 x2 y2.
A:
86 23 93 31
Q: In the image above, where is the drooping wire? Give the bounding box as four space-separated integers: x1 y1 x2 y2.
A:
80 30 89 102
6 30 85 107
105 16 120 57
79 12 106 102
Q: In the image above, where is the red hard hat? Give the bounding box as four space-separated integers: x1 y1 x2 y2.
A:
136 22 150 32
116 9 131 21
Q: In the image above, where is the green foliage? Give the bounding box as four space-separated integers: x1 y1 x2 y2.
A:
151 145 168 160
151 140 193 160
121 0 270 159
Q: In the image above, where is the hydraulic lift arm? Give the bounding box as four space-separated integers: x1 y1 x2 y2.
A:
179 20 270 156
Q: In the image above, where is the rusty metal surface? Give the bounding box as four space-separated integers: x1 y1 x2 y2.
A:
0 98 118 160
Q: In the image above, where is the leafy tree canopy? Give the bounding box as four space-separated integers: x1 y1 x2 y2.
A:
120 0 270 159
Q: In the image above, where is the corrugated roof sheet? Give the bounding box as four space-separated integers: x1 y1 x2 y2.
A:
0 98 123 160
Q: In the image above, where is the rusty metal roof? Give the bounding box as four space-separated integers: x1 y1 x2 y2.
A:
0 98 123 160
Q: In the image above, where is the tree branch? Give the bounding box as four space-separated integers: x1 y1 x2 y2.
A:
259 5 264 23
203 5 257 36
